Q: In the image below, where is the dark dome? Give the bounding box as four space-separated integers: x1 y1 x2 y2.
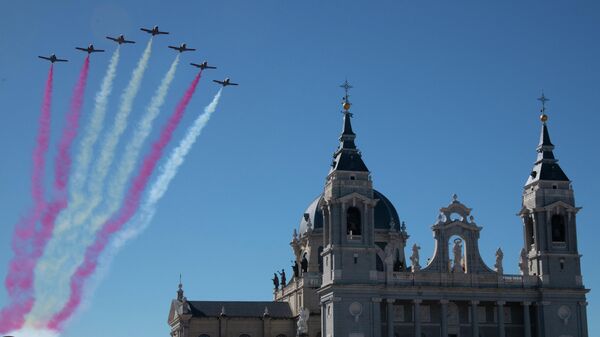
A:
299 190 400 234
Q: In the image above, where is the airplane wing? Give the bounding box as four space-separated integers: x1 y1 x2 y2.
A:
158 31 169 35
106 36 118 42
56 58 68 62
38 56 51 60
75 47 88 52
213 80 225 85
92 49 105 53
228 82 239 86
168 46 179 50
124 40 136 44
140 28 152 33
206 66 217 69
185 48 196 51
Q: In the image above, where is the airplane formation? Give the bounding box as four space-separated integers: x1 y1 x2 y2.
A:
38 25 238 87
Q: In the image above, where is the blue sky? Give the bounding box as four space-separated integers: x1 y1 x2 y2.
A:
0 0 599 336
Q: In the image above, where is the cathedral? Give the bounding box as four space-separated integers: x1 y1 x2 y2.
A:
167 85 590 337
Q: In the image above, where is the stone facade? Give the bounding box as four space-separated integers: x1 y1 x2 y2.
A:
167 94 589 337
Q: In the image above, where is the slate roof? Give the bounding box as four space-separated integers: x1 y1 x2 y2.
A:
526 122 569 185
188 301 293 318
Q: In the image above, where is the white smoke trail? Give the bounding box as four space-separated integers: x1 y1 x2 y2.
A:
74 38 153 227
67 47 120 213
27 40 152 325
103 55 180 227
86 90 223 309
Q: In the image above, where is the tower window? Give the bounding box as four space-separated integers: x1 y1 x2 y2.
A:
376 254 384 271
353 253 359 264
525 216 535 248
346 207 362 236
350 175 356 180
551 214 566 242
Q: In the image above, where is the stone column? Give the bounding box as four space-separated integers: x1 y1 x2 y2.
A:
523 302 531 337
579 301 589 337
471 301 479 337
373 298 382 337
321 302 326 337
497 301 506 337
413 300 422 337
440 300 449 337
535 301 549 337
386 299 395 337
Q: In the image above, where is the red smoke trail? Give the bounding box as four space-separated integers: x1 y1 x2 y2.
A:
36 55 89 251
47 71 203 331
0 58 90 333
0 65 53 333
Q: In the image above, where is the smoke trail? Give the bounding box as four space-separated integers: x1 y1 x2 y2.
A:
22 56 89 329
26 49 121 325
119 89 222 246
69 47 121 209
74 39 152 227
47 71 203 331
78 90 223 322
105 54 180 224
28 53 176 325
0 65 53 333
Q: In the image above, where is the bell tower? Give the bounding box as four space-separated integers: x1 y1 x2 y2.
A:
519 93 583 288
321 80 379 286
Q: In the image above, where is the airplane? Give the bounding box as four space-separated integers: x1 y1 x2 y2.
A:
76 44 105 54
190 61 216 70
168 43 196 53
106 34 135 45
140 26 169 36
38 54 68 63
213 78 239 87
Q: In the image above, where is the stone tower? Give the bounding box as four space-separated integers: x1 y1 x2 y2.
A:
519 94 588 337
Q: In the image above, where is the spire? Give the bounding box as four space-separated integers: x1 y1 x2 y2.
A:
330 80 368 172
526 92 569 185
177 274 184 301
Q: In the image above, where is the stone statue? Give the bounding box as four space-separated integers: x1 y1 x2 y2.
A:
272 273 280 290
495 247 504 274
384 245 395 267
519 248 529 275
452 238 464 273
301 256 308 273
410 244 421 272
279 269 287 287
297 307 310 336
292 261 299 278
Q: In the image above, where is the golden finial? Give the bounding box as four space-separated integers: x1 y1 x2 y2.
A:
537 92 549 123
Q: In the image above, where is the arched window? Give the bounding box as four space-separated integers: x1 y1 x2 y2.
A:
551 215 566 242
346 207 362 236
393 250 403 272
524 216 535 248
376 254 384 271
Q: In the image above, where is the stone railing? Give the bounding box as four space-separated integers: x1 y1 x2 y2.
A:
274 274 323 300
389 272 540 288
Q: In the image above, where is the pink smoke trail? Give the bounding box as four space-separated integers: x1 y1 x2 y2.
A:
0 65 54 333
36 56 90 250
0 58 90 333
47 71 203 331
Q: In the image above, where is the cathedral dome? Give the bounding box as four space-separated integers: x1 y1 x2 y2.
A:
299 190 400 234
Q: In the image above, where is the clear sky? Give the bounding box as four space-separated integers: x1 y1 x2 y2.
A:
0 0 598 336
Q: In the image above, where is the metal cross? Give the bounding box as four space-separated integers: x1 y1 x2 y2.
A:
340 79 353 103
538 92 549 113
